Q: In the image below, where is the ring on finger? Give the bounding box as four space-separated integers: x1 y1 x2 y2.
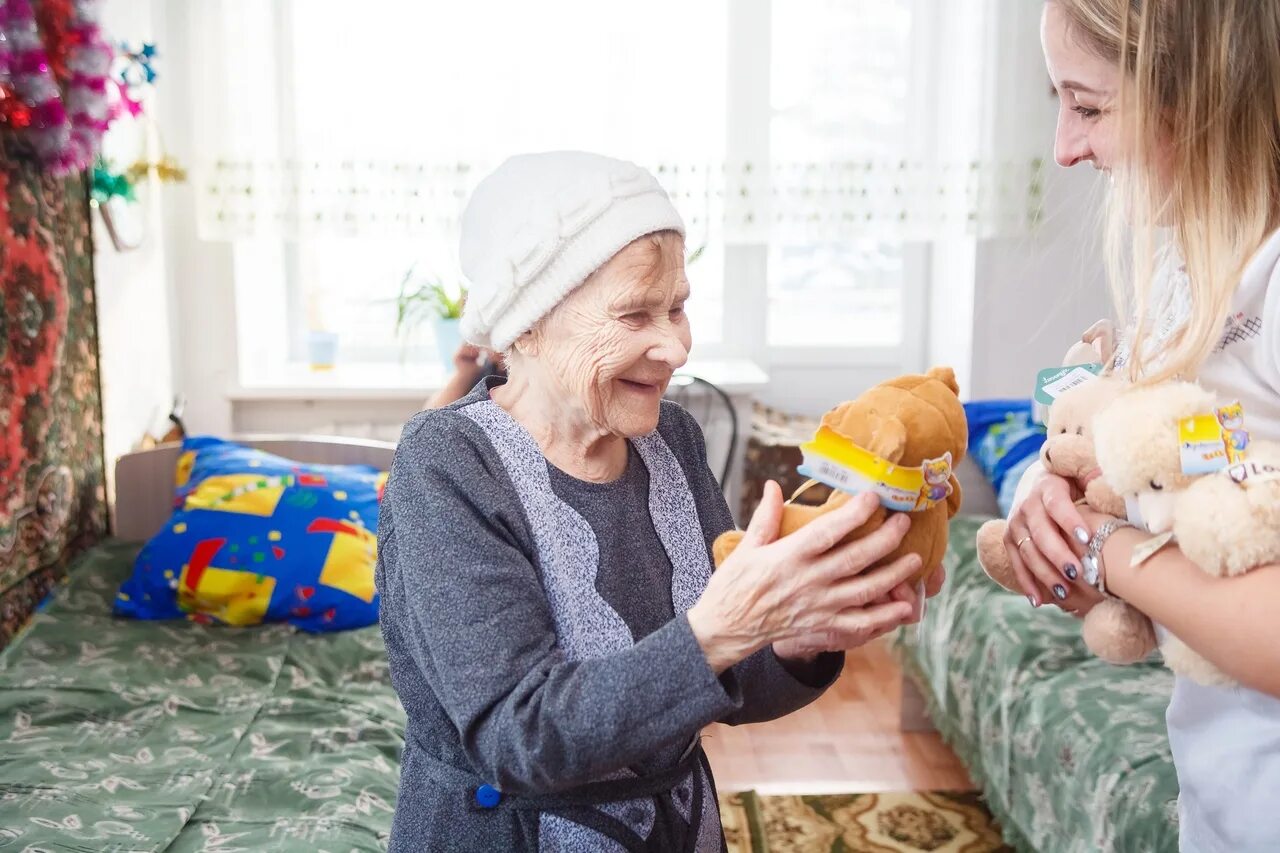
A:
1015 535 1032 550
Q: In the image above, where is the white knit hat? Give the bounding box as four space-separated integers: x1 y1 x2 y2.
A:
458 151 686 352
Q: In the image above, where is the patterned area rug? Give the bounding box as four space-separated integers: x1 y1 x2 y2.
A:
719 791 1014 853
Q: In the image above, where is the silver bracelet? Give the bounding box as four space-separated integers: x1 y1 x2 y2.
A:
1082 519 1133 596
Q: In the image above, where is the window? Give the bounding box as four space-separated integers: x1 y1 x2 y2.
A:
198 0 1017 387
217 0 727 382
767 0 917 351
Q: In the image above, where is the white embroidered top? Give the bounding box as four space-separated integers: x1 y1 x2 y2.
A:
1150 228 1280 853
1012 226 1280 852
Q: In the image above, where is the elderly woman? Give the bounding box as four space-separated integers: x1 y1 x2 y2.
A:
377 151 934 852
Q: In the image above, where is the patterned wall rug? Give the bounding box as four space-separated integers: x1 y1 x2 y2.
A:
720 791 1014 853
0 136 107 650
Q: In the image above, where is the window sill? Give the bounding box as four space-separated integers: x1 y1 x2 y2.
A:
228 358 770 402
228 363 449 402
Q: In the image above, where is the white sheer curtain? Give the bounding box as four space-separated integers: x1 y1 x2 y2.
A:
183 0 1051 373
190 0 1044 245
190 0 730 366
191 1 726 243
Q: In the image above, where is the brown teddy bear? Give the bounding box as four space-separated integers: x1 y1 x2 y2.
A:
713 367 966 587
975 375 1160 664
1094 381 1280 686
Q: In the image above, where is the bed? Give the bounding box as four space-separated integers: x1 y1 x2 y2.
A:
896 514 1181 853
2 441 1184 852
0 437 404 852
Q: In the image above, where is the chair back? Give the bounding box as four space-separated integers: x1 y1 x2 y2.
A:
664 375 737 491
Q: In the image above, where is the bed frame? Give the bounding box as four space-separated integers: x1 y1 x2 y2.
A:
113 435 397 543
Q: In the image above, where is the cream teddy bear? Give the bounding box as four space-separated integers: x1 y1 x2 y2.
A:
977 375 1160 664
1094 382 1280 687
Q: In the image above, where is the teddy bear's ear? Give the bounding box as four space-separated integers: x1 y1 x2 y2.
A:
867 413 908 463
927 367 959 395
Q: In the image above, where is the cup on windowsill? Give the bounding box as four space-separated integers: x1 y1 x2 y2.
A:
307 330 339 371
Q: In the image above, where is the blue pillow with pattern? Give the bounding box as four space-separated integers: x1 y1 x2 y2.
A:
115 436 386 631
963 400 1046 516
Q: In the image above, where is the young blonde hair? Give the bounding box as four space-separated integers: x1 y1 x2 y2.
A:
1053 0 1280 383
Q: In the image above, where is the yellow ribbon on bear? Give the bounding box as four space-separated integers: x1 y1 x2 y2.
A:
797 426 952 513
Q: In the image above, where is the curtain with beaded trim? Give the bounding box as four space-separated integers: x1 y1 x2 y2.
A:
188 0 1048 247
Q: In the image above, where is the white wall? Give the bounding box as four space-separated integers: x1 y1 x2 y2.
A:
971 166 1110 399
968 0 1112 399
94 0 175 523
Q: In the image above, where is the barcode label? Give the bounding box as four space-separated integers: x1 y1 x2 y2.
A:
797 457 923 513
1043 367 1097 400
1034 362 1103 406
810 458 856 490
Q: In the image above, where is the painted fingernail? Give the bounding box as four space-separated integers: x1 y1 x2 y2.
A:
1082 555 1098 585
1063 563 1078 581
1053 584 1068 600
1074 527 1090 545
1027 594 1038 607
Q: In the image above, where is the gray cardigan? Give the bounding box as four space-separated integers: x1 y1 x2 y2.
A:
377 380 842 852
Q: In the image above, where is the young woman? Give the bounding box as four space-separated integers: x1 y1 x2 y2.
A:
1003 2 1280 849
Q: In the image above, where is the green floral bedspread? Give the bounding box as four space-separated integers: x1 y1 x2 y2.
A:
0 541 404 852
1 526 1184 852
896 516 1179 853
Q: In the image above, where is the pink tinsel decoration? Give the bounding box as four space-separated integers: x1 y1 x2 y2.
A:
108 75 141 120
0 0 111 174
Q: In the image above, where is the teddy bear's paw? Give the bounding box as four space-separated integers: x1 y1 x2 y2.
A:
975 519 1020 591
712 530 745 568
1085 479 1127 517
1082 600 1157 664
1162 636 1237 688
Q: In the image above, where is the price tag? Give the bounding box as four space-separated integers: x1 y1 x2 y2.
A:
1034 363 1103 406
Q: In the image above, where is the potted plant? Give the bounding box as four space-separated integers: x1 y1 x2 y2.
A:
395 269 467 371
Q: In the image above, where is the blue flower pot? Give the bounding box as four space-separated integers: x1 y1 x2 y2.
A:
434 318 463 371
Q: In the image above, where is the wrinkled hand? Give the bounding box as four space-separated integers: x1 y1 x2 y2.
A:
689 483 923 672
1003 472 1104 616
865 562 945 625
773 563 944 661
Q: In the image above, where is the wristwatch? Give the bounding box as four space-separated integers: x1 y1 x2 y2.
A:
1082 519 1133 596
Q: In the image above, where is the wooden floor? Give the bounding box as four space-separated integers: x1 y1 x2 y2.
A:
701 638 974 794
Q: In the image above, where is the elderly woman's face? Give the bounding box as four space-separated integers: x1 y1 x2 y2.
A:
528 232 691 436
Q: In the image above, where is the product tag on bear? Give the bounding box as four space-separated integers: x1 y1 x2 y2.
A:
1178 402 1249 475
797 427 953 512
1032 363 1103 424
1131 531 1176 568
1222 460 1280 488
